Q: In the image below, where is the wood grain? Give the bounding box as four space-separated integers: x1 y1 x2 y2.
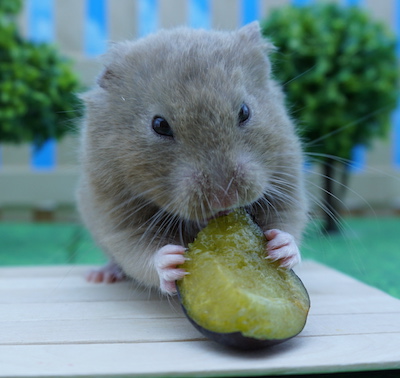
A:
1 261 399 377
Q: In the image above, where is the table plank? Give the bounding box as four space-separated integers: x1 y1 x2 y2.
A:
1 334 400 378
1 313 399 345
1 261 400 377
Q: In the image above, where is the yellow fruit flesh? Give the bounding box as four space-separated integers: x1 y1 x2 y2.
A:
178 209 310 341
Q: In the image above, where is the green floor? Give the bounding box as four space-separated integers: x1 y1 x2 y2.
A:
0 216 399 299
302 216 400 299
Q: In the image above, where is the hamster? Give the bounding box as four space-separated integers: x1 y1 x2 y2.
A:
77 22 308 295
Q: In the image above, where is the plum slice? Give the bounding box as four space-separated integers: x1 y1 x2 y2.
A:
177 208 310 350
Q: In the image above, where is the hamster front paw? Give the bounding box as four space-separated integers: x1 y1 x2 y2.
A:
154 244 187 295
264 229 301 269
86 261 126 283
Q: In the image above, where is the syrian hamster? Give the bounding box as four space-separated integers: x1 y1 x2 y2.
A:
77 22 308 295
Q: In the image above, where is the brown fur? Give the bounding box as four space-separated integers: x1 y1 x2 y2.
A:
77 22 308 291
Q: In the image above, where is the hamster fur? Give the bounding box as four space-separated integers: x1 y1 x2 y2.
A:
77 22 308 294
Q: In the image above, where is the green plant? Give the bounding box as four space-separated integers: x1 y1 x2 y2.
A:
0 0 81 146
261 3 399 232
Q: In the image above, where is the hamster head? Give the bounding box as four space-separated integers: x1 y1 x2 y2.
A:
82 22 303 223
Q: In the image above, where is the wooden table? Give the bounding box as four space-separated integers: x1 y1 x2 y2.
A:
1 261 399 377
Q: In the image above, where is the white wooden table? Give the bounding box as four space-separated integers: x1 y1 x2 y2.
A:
1 261 399 377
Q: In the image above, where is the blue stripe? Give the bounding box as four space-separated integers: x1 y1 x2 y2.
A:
291 0 313 6
349 144 366 173
138 0 158 37
396 0 400 59
31 139 57 171
241 0 260 25
84 0 108 56
189 0 211 29
392 107 400 167
393 0 400 167
26 0 54 43
344 0 364 6
27 0 56 170
344 0 366 172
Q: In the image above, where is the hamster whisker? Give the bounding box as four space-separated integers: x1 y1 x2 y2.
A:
282 65 316 87
107 196 146 220
202 193 213 219
178 218 185 247
257 195 289 229
250 198 269 220
155 213 180 248
105 183 163 217
235 187 241 207
210 192 221 210
305 105 391 149
304 152 352 163
269 180 299 196
305 179 350 217
304 168 377 216
269 185 303 201
109 194 164 233
224 176 235 196
139 209 173 249
197 205 206 230
261 185 305 225
306 152 400 183
267 190 298 208
305 191 344 228
305 169 358 200
257 194 280 219
148 196 200 245
122 202 167 239
269 174 298 184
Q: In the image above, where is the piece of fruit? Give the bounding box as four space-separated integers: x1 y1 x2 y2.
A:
177 208 310 350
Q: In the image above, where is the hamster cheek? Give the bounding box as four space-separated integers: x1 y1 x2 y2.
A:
264 229 301 269
154 244 188 295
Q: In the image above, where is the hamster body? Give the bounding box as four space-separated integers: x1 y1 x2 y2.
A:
77 22 308 294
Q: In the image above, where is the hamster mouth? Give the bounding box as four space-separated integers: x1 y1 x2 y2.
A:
206 210 232 222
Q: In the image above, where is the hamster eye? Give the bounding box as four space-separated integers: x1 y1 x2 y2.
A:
152 116 173 138
238 103 250 125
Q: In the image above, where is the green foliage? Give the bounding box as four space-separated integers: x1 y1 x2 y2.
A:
261 3 399 160
0 0 81 145
0 0 23 14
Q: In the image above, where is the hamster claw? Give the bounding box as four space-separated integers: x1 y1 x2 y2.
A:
154 244 187 295
264 229 301 270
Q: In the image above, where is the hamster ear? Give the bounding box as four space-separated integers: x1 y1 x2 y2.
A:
238 21 275 53
238 21 261 41
97 67 122 90
96 41 128 90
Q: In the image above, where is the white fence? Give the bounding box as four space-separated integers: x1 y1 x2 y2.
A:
1 0 400 221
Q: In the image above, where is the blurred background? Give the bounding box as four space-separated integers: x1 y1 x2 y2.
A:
0 0 399 298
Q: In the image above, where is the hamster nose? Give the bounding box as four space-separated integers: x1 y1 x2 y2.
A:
209 187 239 211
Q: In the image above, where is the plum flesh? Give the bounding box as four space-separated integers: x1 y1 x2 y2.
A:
177 209 310 350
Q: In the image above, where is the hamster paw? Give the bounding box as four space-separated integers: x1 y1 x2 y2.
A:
154 244 187 295
86 261 126 284
264 229 301 270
